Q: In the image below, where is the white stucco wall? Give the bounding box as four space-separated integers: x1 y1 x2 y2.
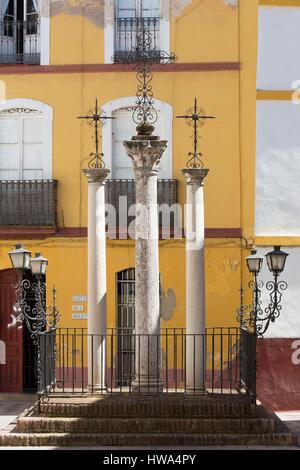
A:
255 100 300 236
254 247 300 338
257 6 300 90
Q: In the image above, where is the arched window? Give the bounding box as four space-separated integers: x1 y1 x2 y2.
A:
102 97 173 179
0 98 53 180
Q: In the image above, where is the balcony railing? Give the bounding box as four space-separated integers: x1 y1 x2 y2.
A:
0 180 57 226
0 19 40 64
114 17 160 63
105 179 178 228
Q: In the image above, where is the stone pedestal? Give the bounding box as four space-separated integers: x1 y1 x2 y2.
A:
124 125 167 393
182 168 209 393
83 168 110 392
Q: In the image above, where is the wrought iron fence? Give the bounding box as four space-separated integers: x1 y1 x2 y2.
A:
114 17 160 63
0 19 40 64
0 179 58 226
38 327 256 398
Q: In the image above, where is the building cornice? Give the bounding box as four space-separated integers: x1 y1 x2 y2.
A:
0 62 240 76
0 227 242 240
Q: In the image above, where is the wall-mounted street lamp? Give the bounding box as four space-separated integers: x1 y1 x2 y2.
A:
8 245 59 336
244 246 289 337
8 244 59 397
8 244 31 271
30 253 49 276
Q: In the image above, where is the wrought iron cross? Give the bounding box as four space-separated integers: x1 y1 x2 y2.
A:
78 98 114 168
176 98 215 168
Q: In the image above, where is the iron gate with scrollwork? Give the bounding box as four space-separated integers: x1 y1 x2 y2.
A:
240 328 256 400
38 331 56 396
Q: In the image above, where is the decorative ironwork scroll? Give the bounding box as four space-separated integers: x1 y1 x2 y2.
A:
176 98 215 168
77 98 115 168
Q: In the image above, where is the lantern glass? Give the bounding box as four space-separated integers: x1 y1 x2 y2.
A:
266 246 289 275
8 244 31 270
30 253 48 276
246 250 263 274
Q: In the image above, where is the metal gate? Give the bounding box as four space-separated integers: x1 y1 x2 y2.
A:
38 331 56 395
116 269 135 386
240 328 256 399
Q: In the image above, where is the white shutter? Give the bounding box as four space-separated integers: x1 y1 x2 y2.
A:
0 116 20 179
116 0 136 18
112 108 135 179
22 116 43 179
0 108 47 180
141 0 160 18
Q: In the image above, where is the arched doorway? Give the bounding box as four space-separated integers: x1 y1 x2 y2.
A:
0 269 22 392
0 268 38 392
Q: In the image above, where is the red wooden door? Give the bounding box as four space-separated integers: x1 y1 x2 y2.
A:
0 269 23 392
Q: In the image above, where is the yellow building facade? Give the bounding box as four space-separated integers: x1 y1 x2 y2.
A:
0 0 263 393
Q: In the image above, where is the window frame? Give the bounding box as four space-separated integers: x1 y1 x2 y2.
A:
104 0 170 64
0 98 53 180
0 0 50 65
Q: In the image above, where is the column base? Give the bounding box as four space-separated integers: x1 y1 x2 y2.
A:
185 386 208 396
131 377 164 394
87 384 108 394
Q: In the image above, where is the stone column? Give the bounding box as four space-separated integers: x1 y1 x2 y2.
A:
83 168 110 392
182 168 209 393
124 124 167 393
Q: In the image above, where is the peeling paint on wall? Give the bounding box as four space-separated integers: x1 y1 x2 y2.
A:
206 257 240 295
161 288 177 321
222 0 238 8
170 0 192 17
50 0 238 27
51 0 105 27
171 0 238 17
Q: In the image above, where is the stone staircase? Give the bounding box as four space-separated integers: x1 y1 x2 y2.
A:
0 395 297 447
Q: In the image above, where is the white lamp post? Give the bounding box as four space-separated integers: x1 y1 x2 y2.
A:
8 244 31 271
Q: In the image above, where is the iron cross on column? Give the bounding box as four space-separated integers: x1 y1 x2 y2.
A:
78 98 114 169
176 98 215 168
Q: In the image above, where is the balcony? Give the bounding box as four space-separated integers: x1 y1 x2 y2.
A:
0 18 40 64
114 17 160 63
0 180 57 226
105 179 178 230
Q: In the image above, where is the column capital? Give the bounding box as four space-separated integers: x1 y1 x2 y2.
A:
83 168 110 184
181 168 209 186
124 139 168 174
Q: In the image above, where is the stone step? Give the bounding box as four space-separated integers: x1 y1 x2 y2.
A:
39 397 256 418
0 432 296 447
16 416 276 434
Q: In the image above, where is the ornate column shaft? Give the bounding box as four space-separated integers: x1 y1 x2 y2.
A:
182 168 209 393
124 125 167 392
83 168 110 392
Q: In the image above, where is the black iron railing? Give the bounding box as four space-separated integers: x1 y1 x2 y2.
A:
114 17 160 63
0 19 40 64
106 179 178 227
0 180 58 226
38 327 256 398
240 328 256 398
